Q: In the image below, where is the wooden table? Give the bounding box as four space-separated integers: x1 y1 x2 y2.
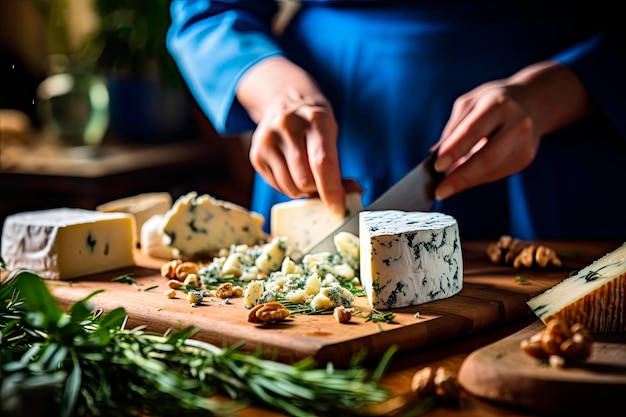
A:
42 239 623 416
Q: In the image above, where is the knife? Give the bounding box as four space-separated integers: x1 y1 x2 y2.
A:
299 149 444 257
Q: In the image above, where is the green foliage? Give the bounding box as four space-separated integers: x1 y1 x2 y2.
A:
85 0 181 84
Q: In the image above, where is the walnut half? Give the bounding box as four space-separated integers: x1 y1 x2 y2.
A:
487 235 561 269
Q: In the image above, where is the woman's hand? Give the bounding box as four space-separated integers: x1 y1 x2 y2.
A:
238 57 346 214
433 61 592 200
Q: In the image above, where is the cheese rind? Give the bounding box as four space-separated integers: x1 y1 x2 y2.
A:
96 192 172 245
270 192 363 257
527 242 626 332
161 192 266 259
1 208 136 280
140 214 176 260
359 210 463 309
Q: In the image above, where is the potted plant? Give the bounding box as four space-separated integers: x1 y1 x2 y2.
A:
80 0 194 143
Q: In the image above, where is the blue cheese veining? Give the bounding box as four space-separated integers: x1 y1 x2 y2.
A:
359 210 463 309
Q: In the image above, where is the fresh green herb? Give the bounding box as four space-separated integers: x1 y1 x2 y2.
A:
355 309 397 324
515 275 530 285
111 273 140 290
278 298 333 315
1 268 394 417
144 285 159 292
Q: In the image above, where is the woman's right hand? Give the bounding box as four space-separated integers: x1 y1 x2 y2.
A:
237 57 347 215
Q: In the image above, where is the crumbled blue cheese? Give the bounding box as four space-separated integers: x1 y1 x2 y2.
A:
198 232 363 311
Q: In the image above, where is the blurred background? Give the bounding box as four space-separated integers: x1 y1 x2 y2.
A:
0 0 254 226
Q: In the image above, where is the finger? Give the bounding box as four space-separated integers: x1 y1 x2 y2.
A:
436 116 536 200
437 93 477 148
435 93 507 173
279 109 317 194
301 107 345 214
250 128 304 198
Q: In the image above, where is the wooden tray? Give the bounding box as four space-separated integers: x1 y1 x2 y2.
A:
458 320 626 415
46 241 619 366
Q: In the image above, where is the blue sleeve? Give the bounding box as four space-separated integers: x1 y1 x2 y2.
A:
166 0 283 134
553 25 626 139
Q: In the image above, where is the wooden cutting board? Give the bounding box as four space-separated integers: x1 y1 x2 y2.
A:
45 241 619 367
457 320 626 415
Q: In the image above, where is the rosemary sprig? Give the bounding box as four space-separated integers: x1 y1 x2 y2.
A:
354 309 397 324
0 268 394 417
111 273 140 290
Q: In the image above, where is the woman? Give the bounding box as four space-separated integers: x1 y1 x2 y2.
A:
167 0 626 240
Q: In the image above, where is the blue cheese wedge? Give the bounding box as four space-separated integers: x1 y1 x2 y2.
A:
359 210 463 309
161 192 266 259
1 208 136 280
527 242 626 332
270 192 363 257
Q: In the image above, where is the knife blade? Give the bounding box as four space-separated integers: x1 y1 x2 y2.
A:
299 150 443 257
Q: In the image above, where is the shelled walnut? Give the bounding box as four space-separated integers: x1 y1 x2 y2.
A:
410 366 459 405
520 319 593 367
247 301 291 323
486 235 561 268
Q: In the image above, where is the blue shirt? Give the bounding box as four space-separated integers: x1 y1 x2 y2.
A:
167 0 626 240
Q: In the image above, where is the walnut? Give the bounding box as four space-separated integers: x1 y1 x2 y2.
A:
247 301 290 323
487 235 561 269
175 262 200 281
333 306 354 324
535 245 562 267
520 319 593 366
215 282 234 299
409 366 459 405
161 260 182 279
410 366 436 396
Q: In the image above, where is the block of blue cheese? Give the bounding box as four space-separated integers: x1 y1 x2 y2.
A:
359 210 463 309
161 191 266 259
1 208 136 280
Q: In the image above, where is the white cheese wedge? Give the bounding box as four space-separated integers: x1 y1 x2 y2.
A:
1 208 136 280
270 192 363 257
140 214 176 260
527 242 626 332
96 192 172 245
359 210 463 309
161 191 266 259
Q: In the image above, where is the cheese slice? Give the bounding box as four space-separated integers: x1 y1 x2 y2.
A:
1 208 136 280
270 192 363 257
96 192 172 245
527 242 626 332
359 210 463 309
161 191 266 259
140 214 176 260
